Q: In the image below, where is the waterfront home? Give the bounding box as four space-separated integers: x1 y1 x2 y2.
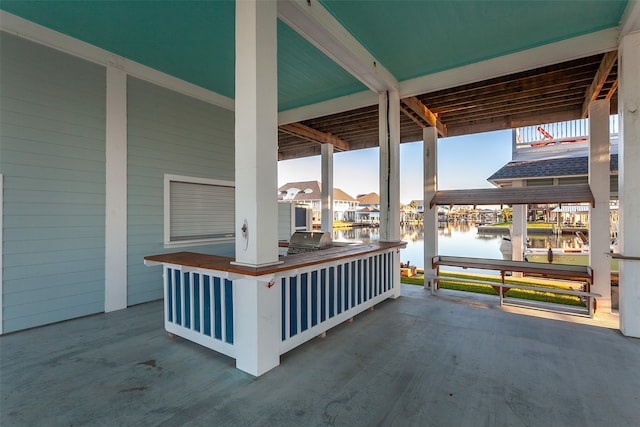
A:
356 192 380 224
488 118 621 299
278 180 359 223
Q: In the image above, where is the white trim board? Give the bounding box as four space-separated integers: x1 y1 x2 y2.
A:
104 68 128 313
0 11 234 112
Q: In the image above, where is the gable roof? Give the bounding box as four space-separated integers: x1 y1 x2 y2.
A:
277 181 356 202
356 192 380 205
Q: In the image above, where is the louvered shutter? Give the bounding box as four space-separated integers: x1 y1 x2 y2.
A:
169 180 235 242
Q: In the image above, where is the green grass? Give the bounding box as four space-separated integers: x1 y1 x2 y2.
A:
401 272 585 307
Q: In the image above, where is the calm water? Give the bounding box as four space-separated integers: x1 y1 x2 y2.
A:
334 222 579 274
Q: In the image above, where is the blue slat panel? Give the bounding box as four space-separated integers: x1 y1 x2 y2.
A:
281 278 287 340
167 267 174 322
289 276 298 337
203 276 211 336
337 265 343 315
329 267 335 318
311 271 318 327
193 274 200 332
224 280 233 344
183 272 191 329
300 273 308 332
213 278 222 340
320 269 327 323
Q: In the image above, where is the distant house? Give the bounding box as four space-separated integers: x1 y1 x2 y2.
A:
278 181 359 222
488 119 619 224
356 193 380 224
402 200 424 223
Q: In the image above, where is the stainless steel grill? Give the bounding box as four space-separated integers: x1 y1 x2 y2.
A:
287 231 332 255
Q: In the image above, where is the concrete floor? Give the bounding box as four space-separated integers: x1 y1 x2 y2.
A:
2 285 639 426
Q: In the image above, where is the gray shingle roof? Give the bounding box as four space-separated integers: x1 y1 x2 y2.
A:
488 154 618 181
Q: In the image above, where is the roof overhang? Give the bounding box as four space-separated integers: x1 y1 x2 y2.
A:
429 184 594 208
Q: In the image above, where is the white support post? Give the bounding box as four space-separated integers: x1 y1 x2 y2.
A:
589 99 611 312
105 67 128 312
618 31 640 337
321 143 334 234
511 181 526 278
234 277 281 376
379 90 401 243
234 0 279 267
423 127 438 292
232 0 281 376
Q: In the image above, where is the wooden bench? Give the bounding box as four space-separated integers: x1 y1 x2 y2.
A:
428 255 600 317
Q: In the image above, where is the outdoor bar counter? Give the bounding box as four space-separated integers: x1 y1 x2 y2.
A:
144 241 406 376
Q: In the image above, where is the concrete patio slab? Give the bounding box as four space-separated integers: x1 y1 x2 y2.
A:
2 285 639 426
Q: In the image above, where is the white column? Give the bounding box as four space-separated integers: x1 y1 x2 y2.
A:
588 99 611 311
234 277 281 376
234 0 279 267
105 67 128 312
232 0 281 376
511 181 526 277
321 143 334 234
618 31 640 337
423 127 438 291
379 90 401 242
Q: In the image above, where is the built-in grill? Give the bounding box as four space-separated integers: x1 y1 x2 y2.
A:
287 231 332 255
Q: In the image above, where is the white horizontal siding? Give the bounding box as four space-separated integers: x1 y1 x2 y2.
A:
127 77 235 306
0 33 106 332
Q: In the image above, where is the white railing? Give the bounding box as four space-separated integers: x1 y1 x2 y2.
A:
163 265 236 358
279 250 397 354
516 116 619 148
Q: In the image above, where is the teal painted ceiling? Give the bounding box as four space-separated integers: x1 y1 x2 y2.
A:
1 0 629 110
319 0 629 80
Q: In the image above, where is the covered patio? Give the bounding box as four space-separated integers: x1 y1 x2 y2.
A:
1 0 640 386
2 285 637 426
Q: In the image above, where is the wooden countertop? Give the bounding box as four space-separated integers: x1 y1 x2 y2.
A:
144 241 407 277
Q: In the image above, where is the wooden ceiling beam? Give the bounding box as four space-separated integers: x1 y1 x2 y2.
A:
279 122 351 151
605 79 619 100
399 104 428 128
424 70 597 111
581 50 618 118
401 96 447 137
421 59 601 105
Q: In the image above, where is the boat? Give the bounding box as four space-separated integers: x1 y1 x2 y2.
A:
501 233 619 271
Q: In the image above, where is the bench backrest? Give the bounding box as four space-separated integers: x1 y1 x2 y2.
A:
432 255 592 280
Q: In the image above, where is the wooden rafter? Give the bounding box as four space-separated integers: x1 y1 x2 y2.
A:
581 50 617 118
399 103 427 128
279 122 350 151
401 97 447 137
605 79 619 100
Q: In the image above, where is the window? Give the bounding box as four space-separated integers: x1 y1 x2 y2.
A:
164 174 235 247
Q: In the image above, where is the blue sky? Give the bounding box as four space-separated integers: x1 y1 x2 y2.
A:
278 129 513 204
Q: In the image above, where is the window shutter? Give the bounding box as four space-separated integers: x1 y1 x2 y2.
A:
170 181 235 241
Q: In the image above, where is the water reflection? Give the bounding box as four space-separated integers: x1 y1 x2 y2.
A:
334 222 579 269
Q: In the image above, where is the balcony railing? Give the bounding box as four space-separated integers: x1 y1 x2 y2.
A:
515 116 619 148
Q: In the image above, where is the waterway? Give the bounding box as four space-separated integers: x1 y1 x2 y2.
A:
333 222 580 274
